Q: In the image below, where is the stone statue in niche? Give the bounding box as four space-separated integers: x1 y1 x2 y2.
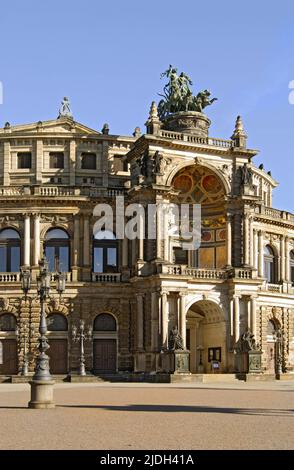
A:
168 326 184 350
154 151 169 175
240 163 253 186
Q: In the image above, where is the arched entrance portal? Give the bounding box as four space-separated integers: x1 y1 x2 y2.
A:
186 300 227 373
93 313 117 374
0 313 18 375
266 319 283 375
47 313 68 374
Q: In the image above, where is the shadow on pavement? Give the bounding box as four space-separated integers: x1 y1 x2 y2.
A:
57 404 294 417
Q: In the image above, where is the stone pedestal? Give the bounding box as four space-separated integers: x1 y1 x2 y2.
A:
28 380 55 409
174 350 190 374
248 350 263 374
162 111 210 137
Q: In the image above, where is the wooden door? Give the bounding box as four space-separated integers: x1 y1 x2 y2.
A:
48 339 68 374
0 339 18 375
93 339 117 373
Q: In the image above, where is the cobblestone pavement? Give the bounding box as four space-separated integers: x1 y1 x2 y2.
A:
0 381 293 450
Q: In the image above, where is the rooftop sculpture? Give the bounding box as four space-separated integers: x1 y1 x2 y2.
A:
158 65 217 119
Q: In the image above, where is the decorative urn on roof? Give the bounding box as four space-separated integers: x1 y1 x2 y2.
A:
157 65 217 137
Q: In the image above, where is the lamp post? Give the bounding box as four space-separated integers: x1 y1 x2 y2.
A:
72 319 92 376
196 345 204 373
21 258 66 409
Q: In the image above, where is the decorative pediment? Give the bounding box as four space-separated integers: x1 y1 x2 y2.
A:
0 117 101 136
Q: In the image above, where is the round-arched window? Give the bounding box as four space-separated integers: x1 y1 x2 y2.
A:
93 230 118 273
94 313 117 331
0 313 17 331
264 245 276 283
0 228 21 272
44 228 70 272
47 314 68 331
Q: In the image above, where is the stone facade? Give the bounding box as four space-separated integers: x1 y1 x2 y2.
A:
0 103 293 379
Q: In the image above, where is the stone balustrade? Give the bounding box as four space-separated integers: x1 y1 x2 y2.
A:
92 273 121 283
158 129 233 148
0 185 125 198
49 272 72 283
0 273 20 282
161 264 226 279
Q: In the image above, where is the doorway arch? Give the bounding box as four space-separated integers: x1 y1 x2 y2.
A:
0 313 18 375
93 313 118 374
186 300 227 373
47 313 68 374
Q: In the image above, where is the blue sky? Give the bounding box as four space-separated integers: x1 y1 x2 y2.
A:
0 0 293 211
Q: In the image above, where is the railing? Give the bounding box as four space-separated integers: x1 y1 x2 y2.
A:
50 272 72 282
256 206 294 222
0 272 21 282
264 283 282 293
0 187 24 196
159 130 233 148
228 268 256 280
161 265 226 279
92 273 121 283
0 186 126 198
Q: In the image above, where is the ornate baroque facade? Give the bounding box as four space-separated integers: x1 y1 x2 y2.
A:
0 99 293 379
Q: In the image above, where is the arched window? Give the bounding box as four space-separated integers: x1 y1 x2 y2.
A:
290 251 294 285
264 245 276 283
94 313 117 331
0 313 17 331
44 228 70 272
47 314 68 331
93 230 118 273
0 229 21 272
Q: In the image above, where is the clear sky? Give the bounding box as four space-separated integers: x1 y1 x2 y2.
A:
0 0 293 212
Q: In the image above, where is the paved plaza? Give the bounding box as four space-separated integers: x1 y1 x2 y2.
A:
0 381 293 450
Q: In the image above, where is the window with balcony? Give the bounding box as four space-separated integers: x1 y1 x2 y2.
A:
0 229 21 272
264 245 276 283
49 152 64 169
17 152 31 169
44 228 70 272
81 153 96 170
173 247 188 265
93 230 118 273
113 155 128 172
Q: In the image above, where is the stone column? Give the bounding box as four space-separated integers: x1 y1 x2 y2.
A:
161 291 168 349
69 139 76 186
249 218 254 267
73 216 80 267
24 215 30 266
226 214 232 266
3 141 10 186
243 214 249 266
229 298 234 337
179 293 186 350
83 216 90 266
285 237 290 282
280 236 285 281
122 236 128 266
163 207 169 261
233 295 240 342
35 139 43 184
151 292 159 351
250 296 257 338
258 230 264 277
33 214 40 266
136 294 144 350
253 229 258 270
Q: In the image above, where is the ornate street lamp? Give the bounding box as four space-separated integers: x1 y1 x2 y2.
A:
20 257 66 408
72 319 92 376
